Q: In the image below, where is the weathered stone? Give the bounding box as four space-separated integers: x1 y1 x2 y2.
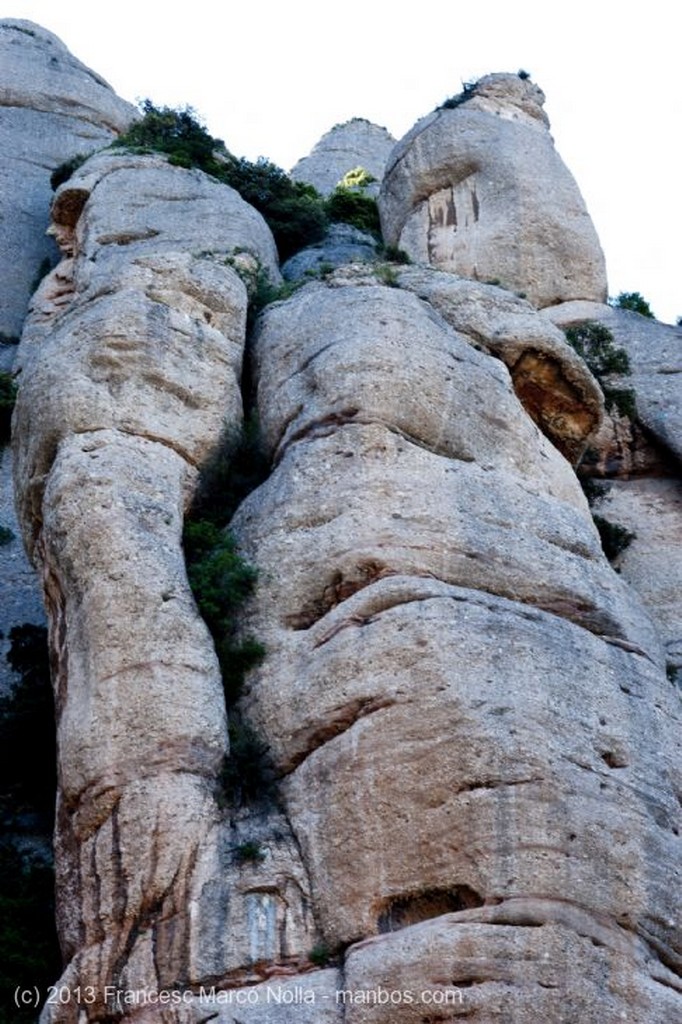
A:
344 905 682 1023
15 152 315 1021
395 267 605 461
226 275 680 1020
379 73 607 308
281 224 378 282
592 477 682 674
291 118 395 196
0 19 135 338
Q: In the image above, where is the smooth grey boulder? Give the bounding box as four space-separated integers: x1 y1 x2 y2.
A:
281 224 378 281
379 73 607 308
291 118 395 196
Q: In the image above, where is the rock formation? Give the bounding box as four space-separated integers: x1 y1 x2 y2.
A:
3 39 681 1024
291 118 395 196
379 73 608 308
0 19 136 340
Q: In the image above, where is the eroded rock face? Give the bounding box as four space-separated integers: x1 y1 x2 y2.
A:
291 118 395 196
379 73 608 308
0 19 136 338
13 153 318 1022
228 274 681 1019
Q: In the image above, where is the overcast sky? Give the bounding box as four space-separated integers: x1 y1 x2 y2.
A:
11 0 681 323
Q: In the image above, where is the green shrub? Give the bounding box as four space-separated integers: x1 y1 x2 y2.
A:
220 721 272 805
0 372 17 446
0 625 59 1023
325 187 380 235
378 244 411 264
611 291 655 318
189 415 270 526
233 839 266 864
308 944 332 967
0 844 60 1024
0 526 14 546
220 157 328 261
50 153 90 191
184 521 264 706
113 102 329 261
564 322 635 418
0 333 19 346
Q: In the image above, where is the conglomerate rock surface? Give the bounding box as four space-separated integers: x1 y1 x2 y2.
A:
290 118 395 196
6 52 682 1024
13 152 317 1023
379 73 608 308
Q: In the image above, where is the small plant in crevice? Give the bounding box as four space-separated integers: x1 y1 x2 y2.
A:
50 152 90 191
0 333 20 347
0 371 17 446
183 520 265 707
0 525 14 545
377 243 411 265
325 186 380 236
308 943 333 967
233 839 266 865
220 721 273 806
188 414 270 527
374 264 399 288
666 663 680 686
592 515 636 563
579 476 608 506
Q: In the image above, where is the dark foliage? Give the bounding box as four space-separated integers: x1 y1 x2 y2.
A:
592 515 636 561
0 625 56 827
326 187 380 235
50 153 89 190
612 291 655 318
0 372 17 446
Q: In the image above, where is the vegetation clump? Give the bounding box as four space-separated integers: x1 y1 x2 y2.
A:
0 526 14 546
591 515 636 562
611 291 655 319
564 322 636 420
0 625 60 1023
50 152 89 190
0 371 17 446
233 839 266 864
112 102 329 261
183 520 264 707
438 80 478 110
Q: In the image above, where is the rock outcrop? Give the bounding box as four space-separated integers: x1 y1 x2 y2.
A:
379 73 608 308
5 45 682 1024
0 19 135 339
13 151 318 1022
291 118 395 196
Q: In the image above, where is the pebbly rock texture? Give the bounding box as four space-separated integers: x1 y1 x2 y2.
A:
12 152 317 1022
0 19 136 339
291 118 395 196
379 73 608 308
228 271 682 1020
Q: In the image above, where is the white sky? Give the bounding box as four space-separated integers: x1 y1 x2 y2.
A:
10 0 681 323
